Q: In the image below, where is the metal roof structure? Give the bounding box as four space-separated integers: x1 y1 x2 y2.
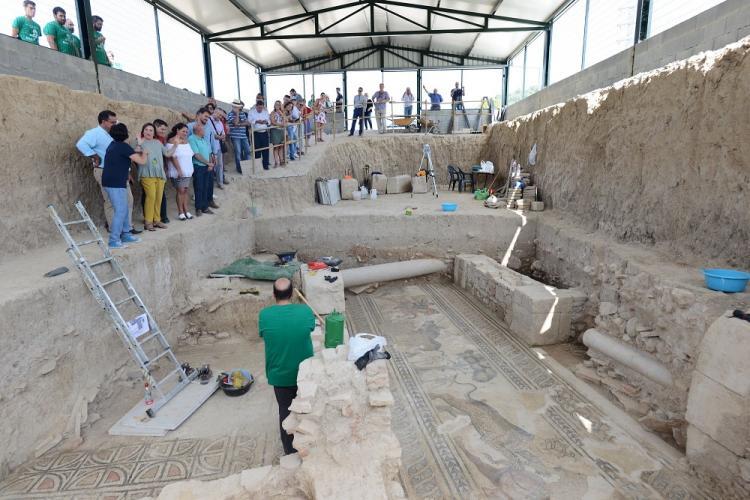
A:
150 0 568 72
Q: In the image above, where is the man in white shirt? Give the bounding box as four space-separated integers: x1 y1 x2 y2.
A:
348 87 366 137
372 83 390 134
249 100 271 170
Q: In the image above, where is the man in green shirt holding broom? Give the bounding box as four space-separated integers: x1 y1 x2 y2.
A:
259 278 315 455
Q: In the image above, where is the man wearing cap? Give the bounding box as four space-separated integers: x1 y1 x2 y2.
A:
227 100 251 174
249 100 271 170
259 278 315 456
348 87 366 137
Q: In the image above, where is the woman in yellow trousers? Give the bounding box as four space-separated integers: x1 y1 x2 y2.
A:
137 123 176 230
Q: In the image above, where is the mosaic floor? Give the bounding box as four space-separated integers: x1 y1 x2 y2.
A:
0 431 278 499
1 279 714 499
347 279 712 500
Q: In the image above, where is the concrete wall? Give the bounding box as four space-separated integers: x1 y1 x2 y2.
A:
506 0 750 119
98 64 208 113
0 33 98 93
0 33 211 112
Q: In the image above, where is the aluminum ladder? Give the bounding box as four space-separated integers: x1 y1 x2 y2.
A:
48 201 196 417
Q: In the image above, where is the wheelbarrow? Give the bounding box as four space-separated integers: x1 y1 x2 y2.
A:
392 116 418 133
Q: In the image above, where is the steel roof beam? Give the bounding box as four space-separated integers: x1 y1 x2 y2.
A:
206 0 548 40
224 0 300 63
262 44 505 72
212 26 545 42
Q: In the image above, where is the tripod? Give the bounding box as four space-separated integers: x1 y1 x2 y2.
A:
417 143 439 197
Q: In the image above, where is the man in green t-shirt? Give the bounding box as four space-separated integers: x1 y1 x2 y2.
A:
65 19 82 58
92 15 111 66
43 7 75 55
259 278 315 455
11 0 41 45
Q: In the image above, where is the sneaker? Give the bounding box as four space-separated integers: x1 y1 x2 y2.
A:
109 241 127 249
185 212 194 220
121 234 141 243
202 208 214 215
195 210 203 217
162 217 170 224
178 213 186 221
130 228 143 235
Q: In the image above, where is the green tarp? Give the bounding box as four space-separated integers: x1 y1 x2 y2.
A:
211 258 301 281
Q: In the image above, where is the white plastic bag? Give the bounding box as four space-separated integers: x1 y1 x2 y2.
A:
528 143 537 166
479 160 494 174
347 333 387 361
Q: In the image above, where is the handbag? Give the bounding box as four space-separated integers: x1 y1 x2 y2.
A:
209 117 228 153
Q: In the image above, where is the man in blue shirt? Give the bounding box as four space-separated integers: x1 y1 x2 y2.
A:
188 107 219 210
188 122 215 216
227 100 250 174
76 110 140 233
348 87 366 137
423 85 443 111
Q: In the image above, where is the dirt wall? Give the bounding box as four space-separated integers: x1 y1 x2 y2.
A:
0 75 184 262
481 37 750 269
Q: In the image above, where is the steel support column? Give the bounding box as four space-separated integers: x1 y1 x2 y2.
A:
634 0 650 44
74 0 95 61
259 73 266 101
416 68 422 116
235 55 241 100
502 65 508 107
542 27 552 87
202 37 214 98
153 6 165 83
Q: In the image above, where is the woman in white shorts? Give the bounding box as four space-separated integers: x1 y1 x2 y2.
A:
166 123 195 220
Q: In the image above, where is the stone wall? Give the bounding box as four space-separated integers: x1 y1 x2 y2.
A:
149 348 403 500
483 38 750 269
254 210 535 270
685 314 750 499
531 215 748 442
453 254 587 346
506 0 750 119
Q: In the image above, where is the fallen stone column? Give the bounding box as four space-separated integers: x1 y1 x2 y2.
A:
341 259 447 289
582 328 673 387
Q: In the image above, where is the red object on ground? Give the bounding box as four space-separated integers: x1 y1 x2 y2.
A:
308 261 328 270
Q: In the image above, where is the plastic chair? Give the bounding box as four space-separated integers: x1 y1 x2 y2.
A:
457 167 475 192
447 165 462 191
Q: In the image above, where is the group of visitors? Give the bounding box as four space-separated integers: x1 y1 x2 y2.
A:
234 89 332 169
11 1 112 65
76 105 226 248
345 82 464 134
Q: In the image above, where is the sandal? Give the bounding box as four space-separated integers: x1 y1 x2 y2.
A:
145 223 156 231
154 222 168 229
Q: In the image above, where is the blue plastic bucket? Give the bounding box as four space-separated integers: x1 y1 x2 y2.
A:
441 202 457 212
702 269 750 293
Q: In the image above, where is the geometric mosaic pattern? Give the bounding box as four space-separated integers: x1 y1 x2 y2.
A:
0 432 274 499
347 279 714 500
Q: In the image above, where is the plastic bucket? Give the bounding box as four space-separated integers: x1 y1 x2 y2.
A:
325 310 345 348
441 202 457 212
703 268 750 293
